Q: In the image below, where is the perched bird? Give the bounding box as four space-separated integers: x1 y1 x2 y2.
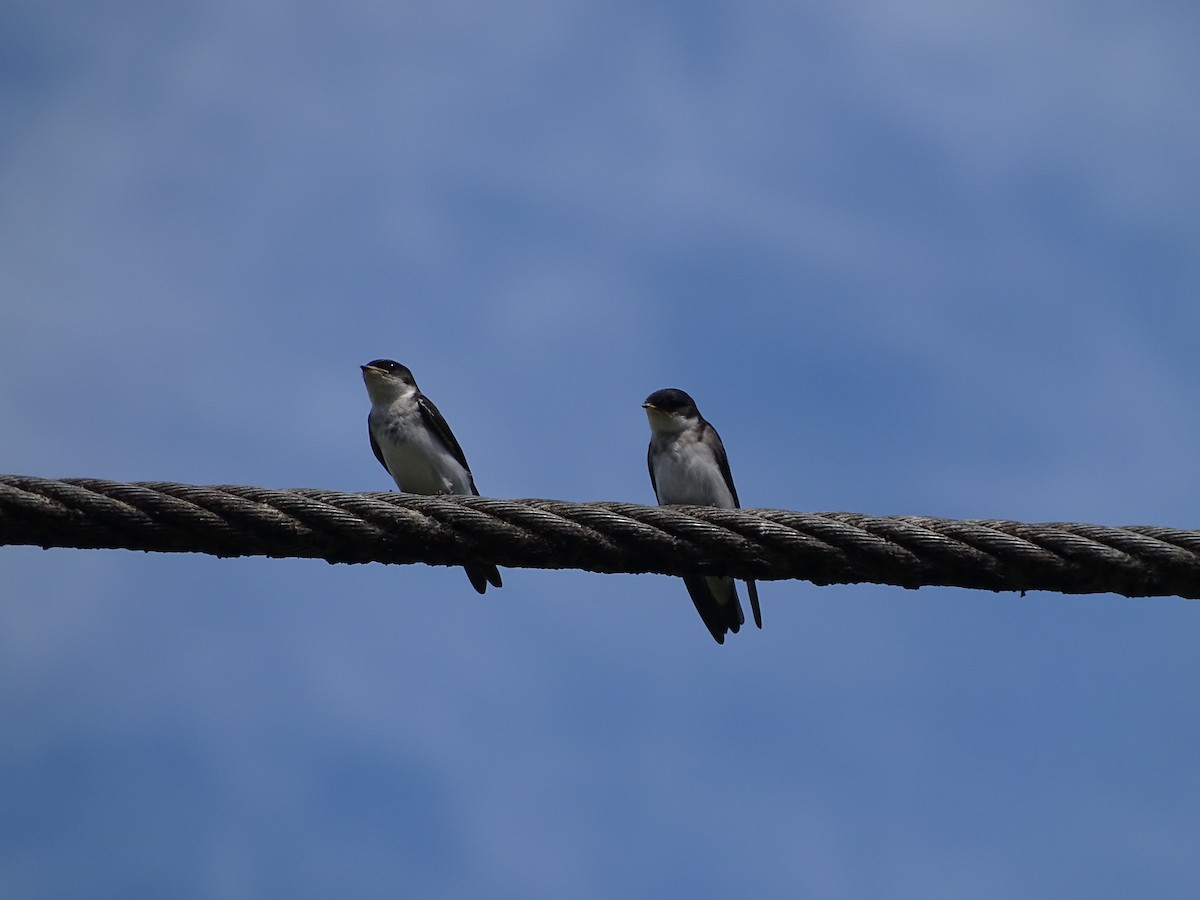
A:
361 359 502 594
643 388 761 643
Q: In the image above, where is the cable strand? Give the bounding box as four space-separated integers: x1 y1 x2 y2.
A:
1 475 1198 599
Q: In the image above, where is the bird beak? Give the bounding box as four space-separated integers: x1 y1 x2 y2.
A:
642 402 657 411
361 365 381 376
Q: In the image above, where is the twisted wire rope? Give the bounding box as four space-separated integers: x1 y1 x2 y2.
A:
2 475 1199 599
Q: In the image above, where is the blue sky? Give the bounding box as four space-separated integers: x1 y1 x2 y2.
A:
2 1 1200 896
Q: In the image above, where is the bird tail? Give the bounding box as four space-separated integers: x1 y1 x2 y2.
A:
465 564 503 594
682 575 744 644
747 580 762 629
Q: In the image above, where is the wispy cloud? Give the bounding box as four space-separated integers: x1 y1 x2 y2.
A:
3 1 1199 896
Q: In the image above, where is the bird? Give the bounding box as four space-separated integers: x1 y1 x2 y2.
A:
643 387 761 643
361 359 502 594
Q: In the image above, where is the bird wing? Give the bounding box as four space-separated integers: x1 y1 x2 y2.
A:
706 421 741 507
707 420 762 628
647 441 659 500
416 392 479 495
368 420 388 471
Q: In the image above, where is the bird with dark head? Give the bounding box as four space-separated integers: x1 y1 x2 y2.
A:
643 387 761 643
361 360 502 594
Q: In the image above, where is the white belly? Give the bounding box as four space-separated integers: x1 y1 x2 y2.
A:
372 410 474 496
652 440 735 508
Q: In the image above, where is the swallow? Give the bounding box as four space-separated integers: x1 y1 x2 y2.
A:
361 359 502 593
644 387 760 643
